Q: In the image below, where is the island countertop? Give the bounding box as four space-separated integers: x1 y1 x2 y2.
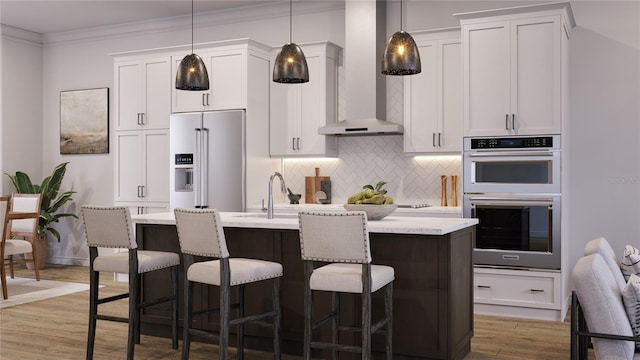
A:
131 211 478 236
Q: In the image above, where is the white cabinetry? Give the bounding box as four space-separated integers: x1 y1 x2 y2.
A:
269 42 340 157
457 3 574 136
171 47 246 113
112 39 278 210
114 56 171 130
404 29 461 153
113 130 169 214
113 53 171 213
474 267 563 321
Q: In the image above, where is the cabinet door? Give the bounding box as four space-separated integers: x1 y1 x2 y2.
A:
141 130 169 202
404 40 439 153
172 51 246 113
171 55 209 113
511 17 561 135
142 57 171 129
299 55 327 155
114 131 143 202
208 52 245 110
463 21 511 136
270 82 300 156
438 39 462 152
115 61 142 131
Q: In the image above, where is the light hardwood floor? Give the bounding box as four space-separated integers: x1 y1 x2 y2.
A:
1 265 576 360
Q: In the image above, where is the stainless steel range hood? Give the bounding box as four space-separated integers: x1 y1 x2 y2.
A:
318 0 403 136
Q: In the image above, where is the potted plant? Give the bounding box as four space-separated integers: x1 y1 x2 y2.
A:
5 162 77 269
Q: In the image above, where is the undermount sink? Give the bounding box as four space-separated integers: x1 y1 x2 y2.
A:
233 213 298 219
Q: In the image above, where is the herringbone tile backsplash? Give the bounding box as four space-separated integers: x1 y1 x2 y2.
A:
282 136 462 206
281 68 462 206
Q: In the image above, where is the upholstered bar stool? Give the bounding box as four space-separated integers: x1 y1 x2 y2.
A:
298 211 394 360
174 208 282 360
81 206 179 360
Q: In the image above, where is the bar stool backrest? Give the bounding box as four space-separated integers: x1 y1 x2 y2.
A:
174 208 229 258
298 211 371 263
81 206 136 249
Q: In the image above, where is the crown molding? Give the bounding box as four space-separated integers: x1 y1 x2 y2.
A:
40 1 344 46
0 25 43 46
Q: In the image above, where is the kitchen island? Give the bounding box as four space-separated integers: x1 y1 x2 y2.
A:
132 212 477 360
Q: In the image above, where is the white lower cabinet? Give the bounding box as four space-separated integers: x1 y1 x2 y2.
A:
474 267 565 321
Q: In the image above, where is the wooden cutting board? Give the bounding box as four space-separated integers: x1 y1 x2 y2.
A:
305 167 330 204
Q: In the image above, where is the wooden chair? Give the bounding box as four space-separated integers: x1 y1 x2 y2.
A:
1 194 42 299
174 208 282 360
81 206 180 360
298 211 394 360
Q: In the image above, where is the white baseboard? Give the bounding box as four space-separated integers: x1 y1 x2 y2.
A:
474 303 568 322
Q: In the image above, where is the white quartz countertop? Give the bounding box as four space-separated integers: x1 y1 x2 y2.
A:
246 203 462 217
132 212 477 236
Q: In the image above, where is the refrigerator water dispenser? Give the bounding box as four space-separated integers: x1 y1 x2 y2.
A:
174 168 193 192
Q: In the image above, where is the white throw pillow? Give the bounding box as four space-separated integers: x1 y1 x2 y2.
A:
622 273 640 351
621 245 640 281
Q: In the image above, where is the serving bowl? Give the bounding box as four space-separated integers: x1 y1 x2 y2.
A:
343 204 398 220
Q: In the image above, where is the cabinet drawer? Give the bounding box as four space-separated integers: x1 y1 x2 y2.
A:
474 271 558 308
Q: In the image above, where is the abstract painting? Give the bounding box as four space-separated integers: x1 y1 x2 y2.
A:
60 87 109 154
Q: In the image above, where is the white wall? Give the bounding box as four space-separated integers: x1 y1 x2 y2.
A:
1 1 638 280
1 29 43 194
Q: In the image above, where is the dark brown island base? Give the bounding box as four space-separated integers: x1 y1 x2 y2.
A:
132 212 477 360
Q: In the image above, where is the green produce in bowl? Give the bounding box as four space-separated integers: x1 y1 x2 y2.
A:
347 181 393 205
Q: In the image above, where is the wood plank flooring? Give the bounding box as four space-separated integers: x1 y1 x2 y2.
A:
1 265 577 359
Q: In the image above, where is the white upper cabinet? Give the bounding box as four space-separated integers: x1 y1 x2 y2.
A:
114 56 171 130
457 3 574 136
171 48 246 113
404 29 461 153
269 42 340 157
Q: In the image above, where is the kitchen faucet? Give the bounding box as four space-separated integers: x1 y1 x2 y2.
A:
268 172 286 219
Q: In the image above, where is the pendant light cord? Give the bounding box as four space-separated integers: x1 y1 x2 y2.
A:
400 0 404 31
289 0 292 44
191 0 194 53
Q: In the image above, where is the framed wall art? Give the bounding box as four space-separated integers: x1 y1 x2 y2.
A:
60 87 109 154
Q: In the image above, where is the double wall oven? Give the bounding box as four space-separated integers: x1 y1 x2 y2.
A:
463 135 561 270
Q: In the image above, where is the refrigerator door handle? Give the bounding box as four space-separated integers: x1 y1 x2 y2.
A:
201 128 210 208
195 128 202 208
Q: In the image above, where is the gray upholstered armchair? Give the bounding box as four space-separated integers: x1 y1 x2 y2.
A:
571 252 640 359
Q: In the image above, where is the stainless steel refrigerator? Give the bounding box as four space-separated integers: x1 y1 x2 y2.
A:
169 110 245 211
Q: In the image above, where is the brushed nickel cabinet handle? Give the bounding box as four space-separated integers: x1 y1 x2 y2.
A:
530 289 545 292
433 133 436 147
477 285 491 289
438 133 442 147
505 114 510 130
512 114 516 131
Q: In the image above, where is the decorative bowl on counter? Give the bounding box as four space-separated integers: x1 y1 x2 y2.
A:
343 204 398 220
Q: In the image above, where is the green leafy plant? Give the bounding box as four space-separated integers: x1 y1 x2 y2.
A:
5 162 77 242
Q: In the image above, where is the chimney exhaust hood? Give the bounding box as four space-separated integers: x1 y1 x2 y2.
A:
318 0 403 136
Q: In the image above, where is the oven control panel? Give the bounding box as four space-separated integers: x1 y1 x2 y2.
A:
471 136 553 149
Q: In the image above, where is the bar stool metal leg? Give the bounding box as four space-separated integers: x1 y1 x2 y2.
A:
238 284 245 360
385 282 393 360
86 265 99 360
361 264 371 360
303 262 313 360
272 277 282 360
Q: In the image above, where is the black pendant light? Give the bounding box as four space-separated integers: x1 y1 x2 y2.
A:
381 0 421 75
176 0 209 91
273 0 309 83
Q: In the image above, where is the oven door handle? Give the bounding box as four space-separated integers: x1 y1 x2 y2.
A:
467 151 555 157
468 196 555 203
